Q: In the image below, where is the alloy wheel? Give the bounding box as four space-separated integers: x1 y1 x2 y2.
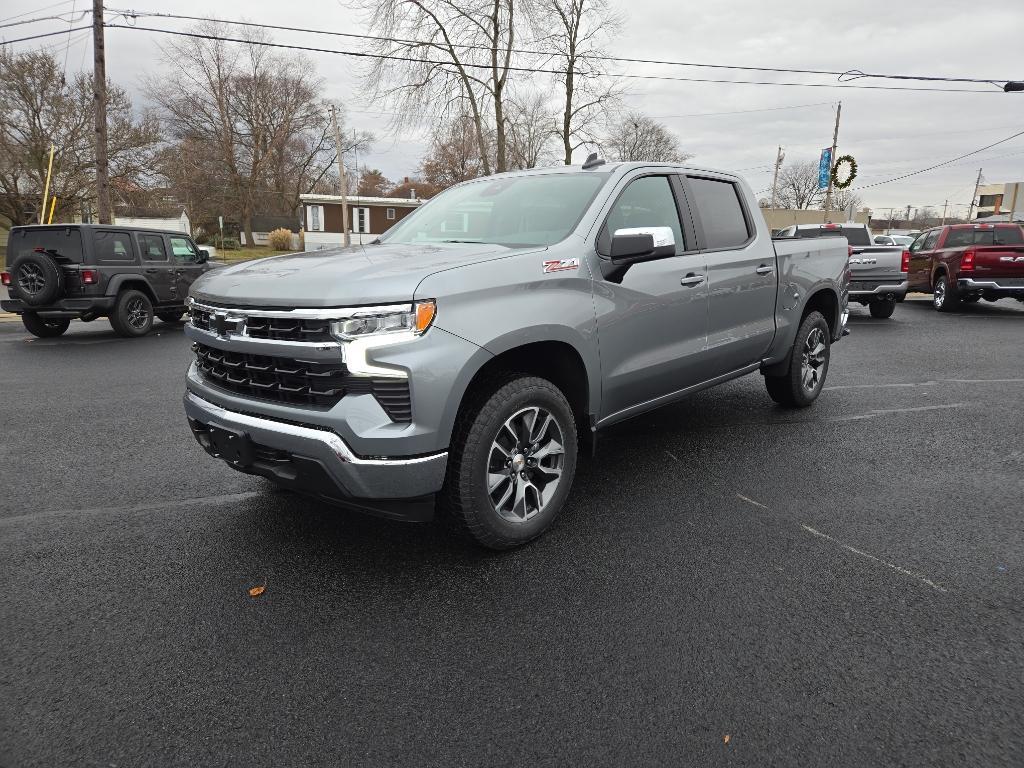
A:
801 327 827 392
18 263 45 295
934 278 945 308
486 406 565 523
126 297 149 329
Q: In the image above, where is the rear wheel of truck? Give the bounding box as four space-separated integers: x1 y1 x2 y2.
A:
764 311 831 408
869 299 896 318
21 312 70 338
109 289 154 337
933 273 959 312
440 375 578 550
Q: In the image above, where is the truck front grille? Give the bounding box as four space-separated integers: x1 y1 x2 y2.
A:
192 342 411 421
188 307 334 343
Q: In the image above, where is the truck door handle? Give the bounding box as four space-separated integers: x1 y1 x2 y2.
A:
145 268 159 274
680 273 705 287
755 264 774 275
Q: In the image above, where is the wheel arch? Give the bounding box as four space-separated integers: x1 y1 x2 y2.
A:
106 275 158 304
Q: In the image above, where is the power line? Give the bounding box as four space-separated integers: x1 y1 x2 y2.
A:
0 0 75 25
107 8 1017 88
102 23 1009 95
0 25 91 45
853 129 1024 191
0 10 87 30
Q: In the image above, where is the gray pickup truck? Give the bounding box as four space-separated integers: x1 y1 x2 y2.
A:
183 161 849 548
776 223 907 318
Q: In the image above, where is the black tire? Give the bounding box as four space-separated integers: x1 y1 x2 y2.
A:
932 273 959 312
764 311 831 409
869 299 896 319
157 310 186 323
108 289 154 337
963 295 981 303
10 252 63 306
439 375 578 549
21 312 70 338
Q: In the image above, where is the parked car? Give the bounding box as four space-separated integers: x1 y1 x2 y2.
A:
1 224 212 338
874 235 896 246
906 223 1024 311
776 222 907 318
182 160 849 548
891 235 916 248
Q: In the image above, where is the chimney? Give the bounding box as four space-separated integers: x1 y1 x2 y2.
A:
404 177 410 184
410 189 416 200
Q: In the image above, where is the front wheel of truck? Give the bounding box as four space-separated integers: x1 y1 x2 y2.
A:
440 375 578 550
764 311 831 408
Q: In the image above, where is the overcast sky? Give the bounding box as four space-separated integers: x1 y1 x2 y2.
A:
5 0 1024 216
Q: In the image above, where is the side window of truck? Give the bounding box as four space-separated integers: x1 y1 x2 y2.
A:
922 230 941 251
600 176 686 255
169 236 199 263
93 231 135 263
687 177 751 250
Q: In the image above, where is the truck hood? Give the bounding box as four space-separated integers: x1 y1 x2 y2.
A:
190 242 537 307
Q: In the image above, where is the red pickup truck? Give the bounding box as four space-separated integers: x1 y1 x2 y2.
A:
906 223 1024 311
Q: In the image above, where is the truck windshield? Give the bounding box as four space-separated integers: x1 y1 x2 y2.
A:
378 172 609 247
9 227 84 263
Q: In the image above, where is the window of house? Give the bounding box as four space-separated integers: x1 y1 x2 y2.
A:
978 194 1003 208
386 208 396 221
309 205 321 231
353 207 371 234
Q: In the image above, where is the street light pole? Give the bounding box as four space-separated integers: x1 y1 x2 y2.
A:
329 105 350 248
822 101 842 220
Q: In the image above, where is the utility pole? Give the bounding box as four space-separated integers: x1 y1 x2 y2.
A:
885 208 894 233
769 146 784 210
941 200 948 225
967 167 983 222
92 0 112 224
822 101 842 220
329 105 350 247
905 204 912 225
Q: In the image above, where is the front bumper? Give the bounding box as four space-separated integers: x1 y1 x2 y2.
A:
1 296 116 317
958 278 1024 295
184 391 448 515
848 279 908 301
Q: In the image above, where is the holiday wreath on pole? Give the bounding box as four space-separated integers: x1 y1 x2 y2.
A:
831 155 857 189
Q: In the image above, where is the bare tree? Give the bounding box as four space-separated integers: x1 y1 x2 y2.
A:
775 161 825 210
544 0 621 164
505 90 558 169
605 112 691 163
419 113 488 189
147 23 369 244
0 49 160 228
359 0 534 175
826 188 863 215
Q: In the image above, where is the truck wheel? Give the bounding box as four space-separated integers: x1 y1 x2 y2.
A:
764 311 831 408
440 375 578 549
157 310 186 323
933 274 959 312
869 299 896 318
108 289 154 337
21 312 70 338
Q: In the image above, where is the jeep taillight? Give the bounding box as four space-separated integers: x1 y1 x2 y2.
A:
80 269 98 285
961 249 976 272
0 271 10 287
901 250 910 273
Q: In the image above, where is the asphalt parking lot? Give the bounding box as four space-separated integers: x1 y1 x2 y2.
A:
2 296 1023 767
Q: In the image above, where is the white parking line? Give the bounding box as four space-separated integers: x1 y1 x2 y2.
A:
827 378 1024 391
0 491 263 525
736 494 948 593
828 403 967 422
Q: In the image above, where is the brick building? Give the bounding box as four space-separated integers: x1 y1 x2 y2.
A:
299 193 425 249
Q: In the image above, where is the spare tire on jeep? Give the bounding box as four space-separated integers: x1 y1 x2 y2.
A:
10 252 64 306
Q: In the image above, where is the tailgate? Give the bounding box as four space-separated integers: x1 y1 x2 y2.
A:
848 246 905 280
972 245 1024 278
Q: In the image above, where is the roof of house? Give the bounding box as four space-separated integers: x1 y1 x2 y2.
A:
299 194 425 206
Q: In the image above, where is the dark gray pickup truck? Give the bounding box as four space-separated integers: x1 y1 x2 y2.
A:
183 160 849 548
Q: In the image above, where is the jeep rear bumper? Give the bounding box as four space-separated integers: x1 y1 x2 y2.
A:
183 391 448 519
1 296 116 318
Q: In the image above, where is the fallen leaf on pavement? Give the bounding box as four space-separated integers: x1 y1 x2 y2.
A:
248 585 265 597
723 735 731 744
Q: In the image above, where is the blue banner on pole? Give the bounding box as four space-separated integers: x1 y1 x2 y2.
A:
818 147 832 189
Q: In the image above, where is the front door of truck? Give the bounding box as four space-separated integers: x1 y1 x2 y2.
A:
593 174 709 421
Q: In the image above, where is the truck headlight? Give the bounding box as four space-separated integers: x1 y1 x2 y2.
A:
330 300 436 341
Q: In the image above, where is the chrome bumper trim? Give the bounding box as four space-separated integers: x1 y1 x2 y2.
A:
958 278 1024 291
848 280 908 296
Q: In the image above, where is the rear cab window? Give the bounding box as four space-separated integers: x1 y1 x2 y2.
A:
9 228 84 263
944 226 1024 247
686 177 751 249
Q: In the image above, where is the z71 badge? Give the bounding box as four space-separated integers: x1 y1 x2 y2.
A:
542 258 580 274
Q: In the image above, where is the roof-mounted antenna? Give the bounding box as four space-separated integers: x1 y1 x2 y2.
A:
582 152 606 170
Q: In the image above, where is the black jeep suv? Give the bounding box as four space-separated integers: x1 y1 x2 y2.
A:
1 224 212 338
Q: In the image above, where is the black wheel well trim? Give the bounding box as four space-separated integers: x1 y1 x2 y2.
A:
108 277 157 304
457 339 594 454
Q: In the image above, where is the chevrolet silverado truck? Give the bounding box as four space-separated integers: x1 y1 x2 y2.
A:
183 160 849 548
906 223 1024 311
776 223 907 318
